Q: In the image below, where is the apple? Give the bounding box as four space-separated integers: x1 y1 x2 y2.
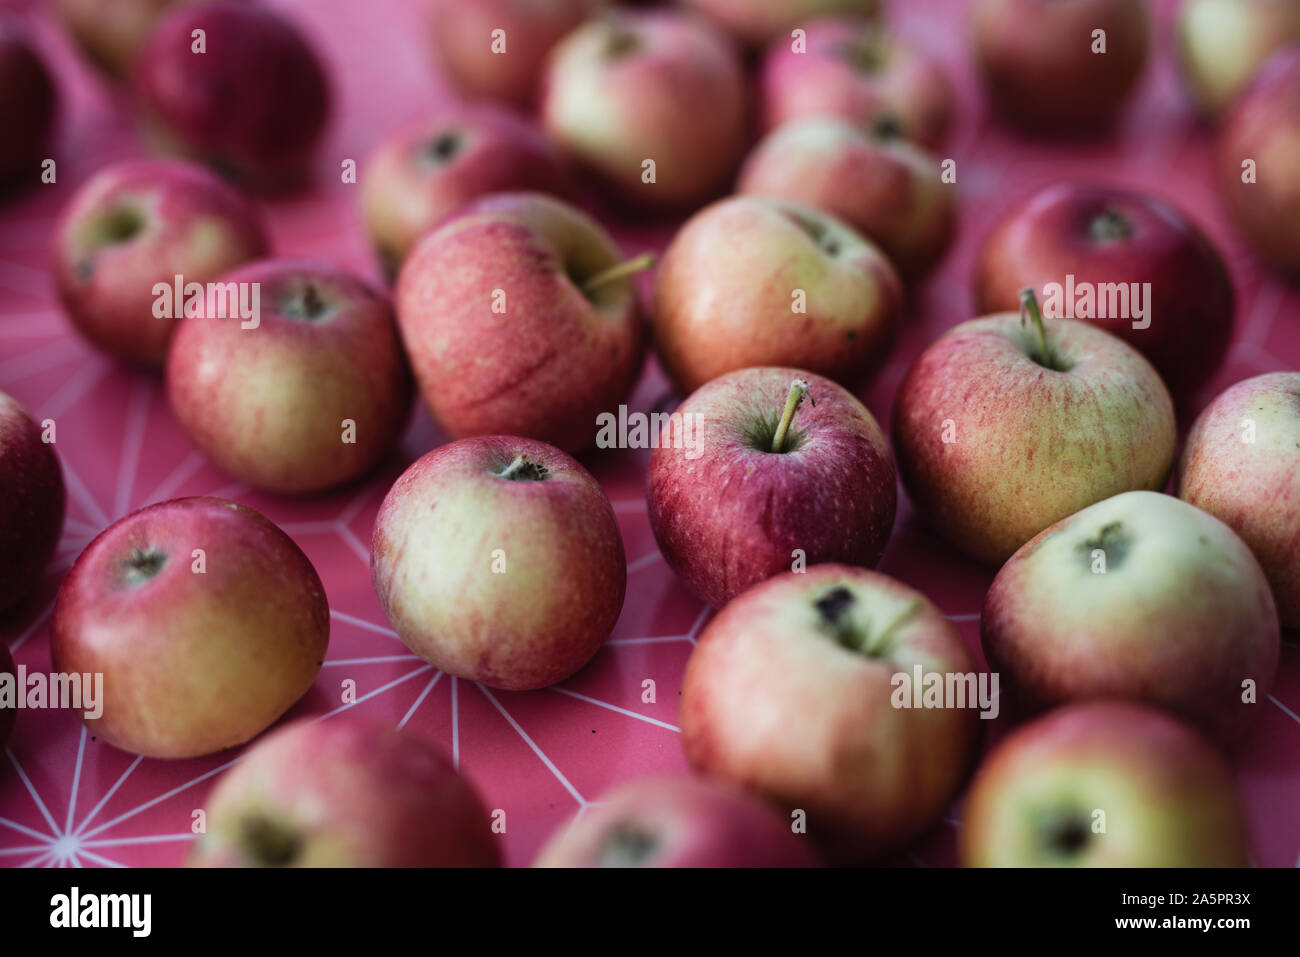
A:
540 9 748 210
974 183 1235 400
1217 47 1300 275
681 564 979 863
0 393 65 615
651 197 903 395
53 159 269 368
360 105 572 280
132 1 330 189
189 718 499 867
982 490 1279 742
53 0 178 80
758 17 954 150
1176 0 1300 117
51 497 329 759
961 701 1251 867
371 436 625 690
166 260 413 495
0 20 56 189
893 291 1176 565
972 0 1151 131
738 119 956 279
648 369 897 609
1178 372 1300 630
428 0 602 108
535 775 820 867
395 192 646 453
683 0 882 47
0 641 13 750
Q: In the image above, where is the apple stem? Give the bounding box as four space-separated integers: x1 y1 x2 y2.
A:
581 253 656 295
771 379 811 453
1018 288 1057 369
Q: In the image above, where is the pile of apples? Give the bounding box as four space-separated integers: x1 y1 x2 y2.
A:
0 0 1297 868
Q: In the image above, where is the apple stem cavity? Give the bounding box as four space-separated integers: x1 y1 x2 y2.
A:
283 282 330 321
597 822 660 867
1088 207 1133 244
771 379 811 453
580 252 656 296
424 130 462 163
1018 288 1065 372
238 814 302 867
496 454 549 482
122 547 167 586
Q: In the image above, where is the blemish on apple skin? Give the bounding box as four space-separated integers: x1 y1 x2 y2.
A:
75 259 93 282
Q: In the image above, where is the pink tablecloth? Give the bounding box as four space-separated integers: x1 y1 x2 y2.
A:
1 0 1296 868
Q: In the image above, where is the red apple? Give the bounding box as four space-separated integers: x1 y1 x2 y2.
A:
132 1 330 189
1178 372 1300 629
1177 0 1300 117
535 775 820 867
165 259 413 495
893 292 1176 564
647 369 896 608
540 9 748 210
974 183 1235 399
428 0 602 108
1218 46 1300 275
651 196 903 394
53 0 178 80
982 490 1279 742
683 0 882 47
681 564 980 863
360 105 572 280
0 20 56 189
189 718 500 867
371 436 625 690
51 497 329 759
738 118 956 279
758 17 953 150
972 0 1151 131
961 702 1252 867
395 192 645 453
53 159 269 368
0 393 65 615
0 641 15 751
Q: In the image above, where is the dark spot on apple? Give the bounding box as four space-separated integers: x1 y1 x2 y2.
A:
597 821 659 867
846 329 858 341
496 455 549 481
1088 207 1133 244
815 586 856 626
238 814 302 867
603 27 641 59
424 130 462 164
869 114 903 141
838 38 886 73
1076 520 1130 570
75 259 94 282
90 204 146 246
281 282 331 321
1037 808 1091 858
121 547 167 586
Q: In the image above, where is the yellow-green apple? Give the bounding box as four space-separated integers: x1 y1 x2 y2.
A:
360 106 572 280
0 393 65 615
1177 0 1300 117
395 192 645 452
960 701 1251 867
982 490 1279 742
892 291 1176 564
651 197 902 394
165 260 413 495
53 159 269 368
683 0 881 47
188 718 499 867
974 183 1235 400
739 119 955 279
51 497 329 759
681 564 979 863
53 0 178 80
540 9 748 210
0 21 56 188
972 0 1150 131
535 776 820 867
428 0 603 108
132 2 329 189
371 436 625 690
1178 372 1300 629
0 641 13 749
758 17 953 149
648 370 896 608
1217 47 1300 275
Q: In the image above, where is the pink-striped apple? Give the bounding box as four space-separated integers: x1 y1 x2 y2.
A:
165 260 413 495
371 436 625 690
0 393 65 615
961 702 1251 867
51 497 329 759
395 192 646 453
648 369 896 609
651 197 902 394
535 776 820 867
189 718 499 867
681 564 980 863
53 159 269 367
982 490 1279 742
1177 0 1300 117
1178 372 1300 629
684 0 881 47
893 291 1176 564
0 20 56 189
